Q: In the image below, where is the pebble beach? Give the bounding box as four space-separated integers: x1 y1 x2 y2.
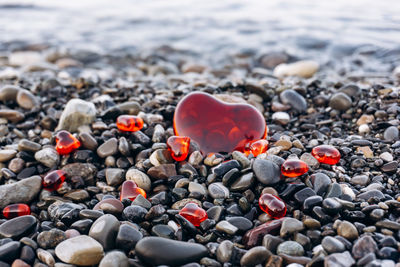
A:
0 1 400 267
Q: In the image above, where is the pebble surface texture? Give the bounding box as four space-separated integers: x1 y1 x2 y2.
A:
0 44 398 267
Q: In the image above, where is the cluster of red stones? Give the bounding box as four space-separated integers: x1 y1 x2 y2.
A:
120 180 147 201
116 115 144 132
179 203 208 227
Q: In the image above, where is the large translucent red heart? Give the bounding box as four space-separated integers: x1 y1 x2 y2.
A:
173 92 267 154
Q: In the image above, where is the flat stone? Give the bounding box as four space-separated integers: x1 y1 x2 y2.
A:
337 221 358 241
274 60 318 78
99 251 128 267
135 237 208 266
0 109 25 123
280 218 304 238
252 159 280 185
277 241 304 256
216 220 238 235
18 139 41 152
208 182 229 199
79 133 98 151
216 240 233 263
0 149 17 162
35 147 59 168
0 176 42 209
93 198 124 215
381 161 398 173
37 229 67 249
125 169 151 191
62 163 97 185
329 92 352 111
226 216 253 232
230 173 254 191
311 173 331 196
56 99 97 132
0 85 20 102
351 175 369 186
105 168 124 186
89 214 120 251
300 153 319 168
16 89 39 110
243 220 282 248
240 246 270 266
279 89 307 112
324 251 355 267
97 138 118 158
65 189 90 202
37 248 55 266
321 236 345 254
0 215 37 240
383 126 399 141
357 190 385 201
116 224 143 252
55 235 104 266
147 164 176 179
0 241 20 263
352 235 378 260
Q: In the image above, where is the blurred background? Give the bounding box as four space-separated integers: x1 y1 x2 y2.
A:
1 0 400 70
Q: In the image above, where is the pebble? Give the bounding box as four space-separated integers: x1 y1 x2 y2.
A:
55 235 104 266
125 168 151 191
277 241 304 256
300 153 319 169
147 164 176 179
0 109 25 123
329 92 352 111
350 175 369 186
97 138 118 158
0 149 17 162
56 99 97 132
35 147 60 168
99 251 128 267
280 89 307 112
0 215 37 239
324 251 355 267
37 229 66 249
273 60 319 78
135 237 208 266
105 168 124 186
383 126 399 141
93 198 124 215
232 151 250 168
37 248 55 266
252 159 280 185
379 152 393 162
272 112 290 125
16 89 39 110
321 236 345 254
18 139 41 152
208 183 229 199
0 176 42 209
216 220 238 235
216 240 233 263
0 241 20 263
280 218 304 237
79 133 98 150
116 224 143 251
337 221 359 240
0 85 20 102
311 173 331 195
352 235 378 260
240 246 269 266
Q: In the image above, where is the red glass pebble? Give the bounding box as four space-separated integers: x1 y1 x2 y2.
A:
167 136 191 161
173 92 267 154
179 202 208 227
43 170 66 191
311 145 341 165
281 159 309 178
259 193 287 219
116 115 144 132
2 203 31 219
244 139 269 156
55 130 81 155
120 180 146 201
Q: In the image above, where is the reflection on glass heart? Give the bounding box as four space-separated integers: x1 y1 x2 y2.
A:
173 92 267 154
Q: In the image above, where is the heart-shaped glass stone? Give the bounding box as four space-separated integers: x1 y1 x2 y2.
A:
173 92 267 154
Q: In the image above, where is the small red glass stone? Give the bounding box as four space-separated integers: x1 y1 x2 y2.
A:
55 130 81 155
2 203 31 219
120 180 147 201
167 136 191 161
311 145 341 165
173 92 267 154
281 159 309 177
179 203 208 227
43 170 66 191
116 115 144 132
259 193 286 219
244 139 269 156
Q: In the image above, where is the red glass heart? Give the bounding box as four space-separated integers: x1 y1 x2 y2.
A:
3 203 31 219
173 92 267 154
116 115 144 132
43 170 66 191
55 130 81 155
120 180 147 201
281 159 309 178
259 193 286 219
311 145 341 165
167 136 191 161
179 202 208 227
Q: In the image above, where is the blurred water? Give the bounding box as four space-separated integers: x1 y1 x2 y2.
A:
1 0 400 60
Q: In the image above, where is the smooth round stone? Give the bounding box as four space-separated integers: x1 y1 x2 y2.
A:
351 175 369 186
18 139 41 153
55 235 104 266
279 89 307 112
0 215 37 240
116 224 142 252
131 194 151 209
99 251 128 267
380 152 393 162
93 198 124 215
226 216 253 232
56 99 96 132
252 159 280 185
311 173 331 196
65 189 90 202
325 183 343 198
274 60 319 78
240 246 269 266
34 148 59 168
147 164 177 180
79 210 104 221
125 169 151 192
230 173 254 191
300 153 319 169
337 221 359 240
322 198 342 215
357 190 385 201
97 138 118 158
232 151 251 168
37 229 66 249
280 218 304 238
0 150 17 163
79 133 98 151
277 241 304 256
208 183 229 199
321 236 345 254
16 89 39 110
0 241 20 263
151 224 175 239
0 85 19 102
294 188 316 204
188 182 207 196
122 205 147 223
216 240 233 263
272 112 290 125
216 220 238 235
329 92 352 111
383 126 399 141
89 214 120 251
105 168 124 187
0 109 25 123
352 235 378 260
37 248 55 266
135 237 208 266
